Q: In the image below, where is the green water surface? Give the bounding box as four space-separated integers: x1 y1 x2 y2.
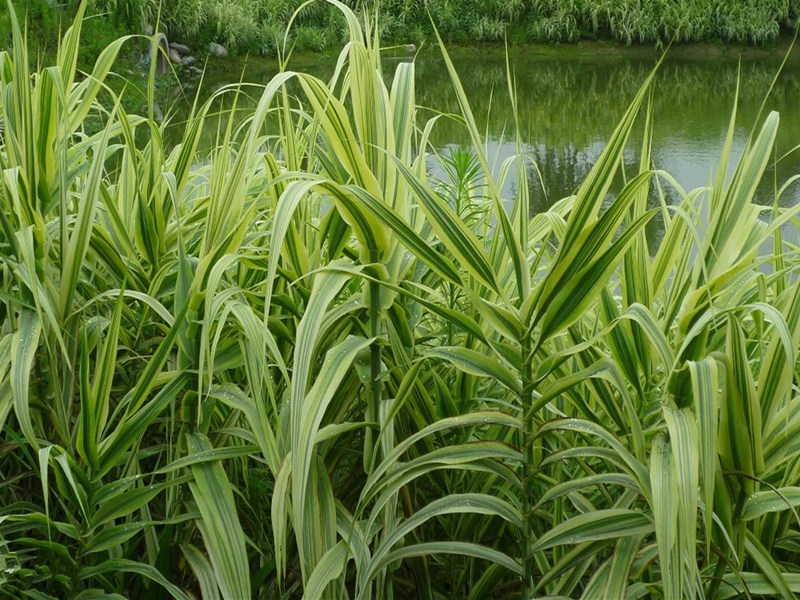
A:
195 43 800 246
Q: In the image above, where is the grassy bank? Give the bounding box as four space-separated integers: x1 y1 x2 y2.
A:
2 1 800 599
5 0 800 60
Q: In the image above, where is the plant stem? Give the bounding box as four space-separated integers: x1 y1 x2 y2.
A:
367 260 382 473
521 337 536 599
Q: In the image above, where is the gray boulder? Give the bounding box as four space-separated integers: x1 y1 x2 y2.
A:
171 42 191 55
209 42 228 58
169 48 182 64
182 55 197 66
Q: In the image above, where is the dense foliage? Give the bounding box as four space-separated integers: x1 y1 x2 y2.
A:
2 1 800 599
5 0 800 57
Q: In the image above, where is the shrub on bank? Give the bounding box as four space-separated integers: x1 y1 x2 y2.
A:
5 0 800 59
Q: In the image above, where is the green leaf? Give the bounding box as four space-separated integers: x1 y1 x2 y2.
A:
182 544 222 600
742 487 800 521
651 435 679 600
689 357 720 554
745 530 796 600
89 477 185 531
155 445 258 474
374 541 521 578
11 310 41 448
187 433 251 600
84 514 198 554
427 347 521 395
80 559 192 600
304 540 349 600
533 510 653 551
718 573 800 599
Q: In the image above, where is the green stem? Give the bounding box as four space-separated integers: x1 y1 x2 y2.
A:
707 488 746 599
706 550 728 600
367 265 382 473
367 258 391 596
521 338 536 599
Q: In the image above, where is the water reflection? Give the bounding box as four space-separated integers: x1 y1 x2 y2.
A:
190 46 800 247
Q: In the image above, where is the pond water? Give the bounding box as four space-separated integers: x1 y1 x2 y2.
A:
194 43 800 248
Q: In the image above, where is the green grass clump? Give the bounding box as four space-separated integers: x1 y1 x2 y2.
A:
7 0 800 59
1 1 800 599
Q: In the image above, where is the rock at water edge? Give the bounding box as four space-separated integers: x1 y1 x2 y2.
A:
171 42 191 55
209 42 228 58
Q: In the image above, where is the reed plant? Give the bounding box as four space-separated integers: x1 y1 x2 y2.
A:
1 1 800 599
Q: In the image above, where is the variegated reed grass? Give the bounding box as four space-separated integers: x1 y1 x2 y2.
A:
1 1 799 599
